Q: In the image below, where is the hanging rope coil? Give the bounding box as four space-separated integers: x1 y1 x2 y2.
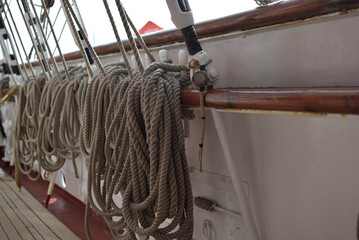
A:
37 66 87 174
15 75 46 181
77 1 196 238
82 62 194 240
6 0 196 238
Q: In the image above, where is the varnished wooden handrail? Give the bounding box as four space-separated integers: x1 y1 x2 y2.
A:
181 88 359 115
2 87 359 114
27 0 359 67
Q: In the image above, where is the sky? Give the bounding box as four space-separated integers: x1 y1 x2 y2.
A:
2 0 258 60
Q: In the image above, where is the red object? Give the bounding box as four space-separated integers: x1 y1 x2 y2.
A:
44 194 51 208
8 165 13 175
138 21 164 35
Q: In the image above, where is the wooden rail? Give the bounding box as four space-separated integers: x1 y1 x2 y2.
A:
181 88 359 115
4 87 359 115
27 0 359 67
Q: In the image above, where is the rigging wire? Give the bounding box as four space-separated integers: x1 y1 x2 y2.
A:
61 0 106 77
15 0 51 81
36 0 71 82
3 8 30 82
3 0 37 80
28 0 62 83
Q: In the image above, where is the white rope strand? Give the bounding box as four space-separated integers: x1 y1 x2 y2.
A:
38 0 71 83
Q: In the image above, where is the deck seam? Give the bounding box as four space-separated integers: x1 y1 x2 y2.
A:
0 184 42 240
3 181 62 239
0 222 10 240
0 191 23 240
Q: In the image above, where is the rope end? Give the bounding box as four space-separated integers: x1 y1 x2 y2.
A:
199 147 203 172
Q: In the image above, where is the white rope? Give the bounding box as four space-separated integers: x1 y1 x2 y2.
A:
80 2 194 239
6 2 196 239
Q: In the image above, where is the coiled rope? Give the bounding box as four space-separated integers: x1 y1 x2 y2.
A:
8 1 196 238
37 66 87 174
79 1 194 239
82 62 194 240
15 75 46 181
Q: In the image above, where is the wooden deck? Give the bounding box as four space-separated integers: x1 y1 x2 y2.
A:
0 171 80 240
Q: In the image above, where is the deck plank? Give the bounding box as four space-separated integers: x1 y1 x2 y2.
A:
0 192 22 240
0 189 35 240
4 183 63 240
0 174 80 240
0 223 9 240
0 182 44 240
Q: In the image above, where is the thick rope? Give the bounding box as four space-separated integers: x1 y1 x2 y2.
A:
37 66 87 173
14 142 21 189
15 76 45 181
76 2 195 238
254 0 280 6
78 2 195 238
14 65 88 180
6 1 196 239
10 0 89 182
82 62 193 240
102 0 134 79
114 0 144 74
